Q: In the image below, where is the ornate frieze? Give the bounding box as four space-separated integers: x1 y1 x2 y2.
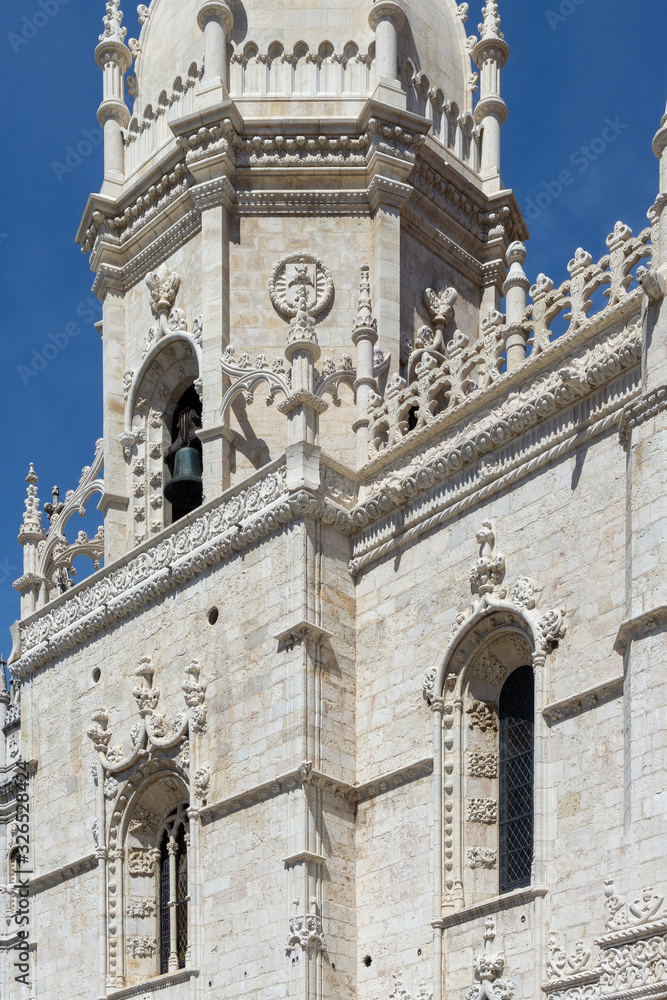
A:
543 883 667 1000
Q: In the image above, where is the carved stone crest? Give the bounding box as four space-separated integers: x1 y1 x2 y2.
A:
269 252 334 319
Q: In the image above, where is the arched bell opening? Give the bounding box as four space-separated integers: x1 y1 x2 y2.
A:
164 385 203 523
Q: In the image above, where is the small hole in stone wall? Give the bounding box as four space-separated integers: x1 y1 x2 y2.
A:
521 915 526 923
417 949 422 956
92 668 101 683
332 963 336 970
208 607 219 625
363 955 373 967
208 982 212 988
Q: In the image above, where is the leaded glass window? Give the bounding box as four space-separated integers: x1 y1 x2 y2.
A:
158 807 189 974
498 664 534 893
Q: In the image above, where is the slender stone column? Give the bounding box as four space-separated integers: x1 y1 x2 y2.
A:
197 0 233 91
431 697 445 1000
352 264 378 467
651 99 667 266
95 2 131 192
368 0 406 108
278 276 327 491
471 1 509 193
503 241 530 371
168 839 178 971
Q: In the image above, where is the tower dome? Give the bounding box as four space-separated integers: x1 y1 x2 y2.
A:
125 0 472 179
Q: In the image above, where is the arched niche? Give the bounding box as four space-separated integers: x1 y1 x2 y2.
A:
108 761 190 988
123 335 202 542
426 597 561 914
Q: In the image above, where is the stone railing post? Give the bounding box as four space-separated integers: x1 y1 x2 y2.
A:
503 241 530 370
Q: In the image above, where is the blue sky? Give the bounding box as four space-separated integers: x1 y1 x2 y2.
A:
0 0 665 644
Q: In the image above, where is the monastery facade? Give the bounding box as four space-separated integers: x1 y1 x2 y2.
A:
1 1 666 999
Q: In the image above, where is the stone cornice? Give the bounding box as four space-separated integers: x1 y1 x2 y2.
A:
542 676 624 724
618 383 667 449
30 853 98 894
441 885 549 928
107 968 199 998
199 757 433 823
11 477 353 679
79 101 510 293
614 606 667 655
350 398 633 577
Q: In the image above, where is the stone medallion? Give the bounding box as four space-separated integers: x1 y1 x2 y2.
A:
268 252 334 319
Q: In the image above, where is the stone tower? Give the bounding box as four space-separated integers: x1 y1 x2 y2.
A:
2 2 667 1000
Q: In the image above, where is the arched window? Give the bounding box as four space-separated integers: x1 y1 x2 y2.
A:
498 664 534 893
158 807 189 974
164 386 203 524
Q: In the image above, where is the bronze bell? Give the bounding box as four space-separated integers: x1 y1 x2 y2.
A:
164 445 203 510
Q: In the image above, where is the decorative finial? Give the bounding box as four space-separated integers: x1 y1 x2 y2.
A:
353 264 377 335
19 464 44 537
479 0 503 39
43 485 65 524
100 0 127 44
287 259 318 347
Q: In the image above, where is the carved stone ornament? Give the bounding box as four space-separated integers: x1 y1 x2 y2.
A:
467 847 497 869
126 935 157 959
128 849 156 877
386 973 433 1000
467 701 497 733
466 798 498 824
543 882 667 1000
470 521 506 597
269 252 334 320
286 912 326 955
468 751 498 778
86 658 206 780
127 896 157 918
465 918 515 1000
